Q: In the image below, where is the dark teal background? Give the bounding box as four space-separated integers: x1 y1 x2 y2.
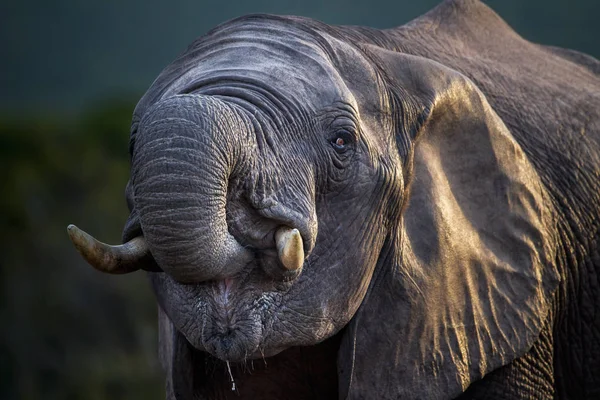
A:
1 1 597 399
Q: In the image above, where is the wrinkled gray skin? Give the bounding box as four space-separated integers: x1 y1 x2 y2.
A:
119 0 600 398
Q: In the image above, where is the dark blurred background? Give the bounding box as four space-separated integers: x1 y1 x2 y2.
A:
0 0 598 399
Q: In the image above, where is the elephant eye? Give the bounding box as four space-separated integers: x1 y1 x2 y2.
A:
330 131 353 153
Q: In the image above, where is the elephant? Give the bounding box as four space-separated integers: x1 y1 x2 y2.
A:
67 0 600 398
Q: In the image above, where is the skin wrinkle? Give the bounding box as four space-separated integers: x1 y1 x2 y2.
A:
186 68 331 120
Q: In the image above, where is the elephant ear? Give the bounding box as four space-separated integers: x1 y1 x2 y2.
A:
339 49 560 399
158 305 196 399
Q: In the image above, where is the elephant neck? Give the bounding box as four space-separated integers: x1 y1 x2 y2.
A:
196 333 342 400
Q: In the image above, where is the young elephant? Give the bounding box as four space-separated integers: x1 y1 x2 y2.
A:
68 0 600 398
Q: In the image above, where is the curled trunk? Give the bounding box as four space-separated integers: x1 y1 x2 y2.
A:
132 95 253 283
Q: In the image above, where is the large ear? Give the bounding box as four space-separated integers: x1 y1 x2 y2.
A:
338 48 560 399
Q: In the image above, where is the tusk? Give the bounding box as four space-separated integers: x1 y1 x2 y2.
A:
67 224 160 274
275 227 304 272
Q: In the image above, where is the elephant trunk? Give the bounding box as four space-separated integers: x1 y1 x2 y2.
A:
132 95 253 283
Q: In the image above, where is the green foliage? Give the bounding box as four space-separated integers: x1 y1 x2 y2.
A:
0 99 162 400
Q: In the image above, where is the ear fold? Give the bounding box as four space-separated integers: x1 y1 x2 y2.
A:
339 49 559 399
158 305 195 399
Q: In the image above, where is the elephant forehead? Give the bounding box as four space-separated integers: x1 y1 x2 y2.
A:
184 50 349 108
142 18 358 115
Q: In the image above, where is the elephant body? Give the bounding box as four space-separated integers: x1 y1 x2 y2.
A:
69 0 600 398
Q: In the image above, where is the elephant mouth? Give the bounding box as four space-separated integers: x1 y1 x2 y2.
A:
202 323 262 362
199 279 264 361
151 271 288 362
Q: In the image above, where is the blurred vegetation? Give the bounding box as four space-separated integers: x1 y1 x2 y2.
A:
0 99 162 400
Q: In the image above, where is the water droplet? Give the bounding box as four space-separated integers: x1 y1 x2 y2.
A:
226 361 236 391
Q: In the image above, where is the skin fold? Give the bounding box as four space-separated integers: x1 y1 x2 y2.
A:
71 0 600 398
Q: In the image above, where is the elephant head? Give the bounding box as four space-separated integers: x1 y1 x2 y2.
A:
68 15 559 399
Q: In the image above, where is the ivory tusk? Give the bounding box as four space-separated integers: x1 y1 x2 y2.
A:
67 224 158 274
275 227 304 272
